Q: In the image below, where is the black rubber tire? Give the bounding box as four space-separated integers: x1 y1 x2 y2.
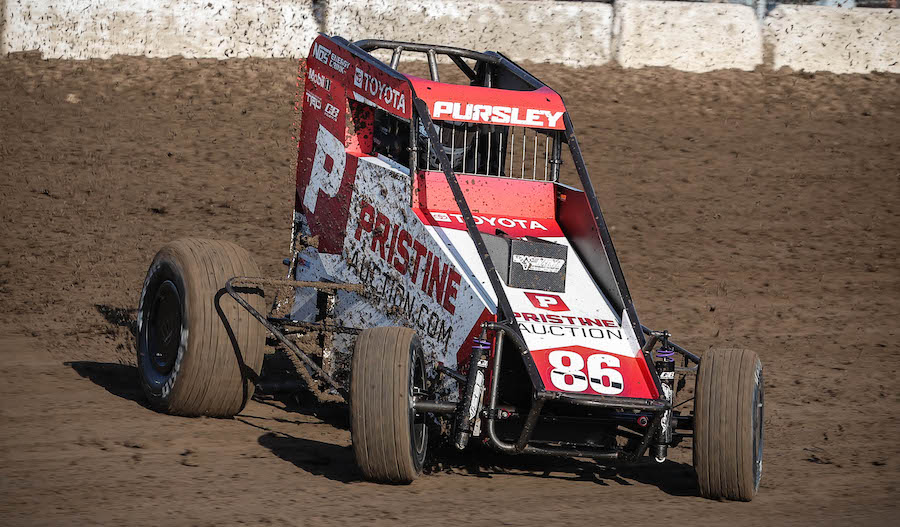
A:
693 348 764 501
136 238 265 417
350 326 427 484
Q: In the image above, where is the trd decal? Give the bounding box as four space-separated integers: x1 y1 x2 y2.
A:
524 292 568 311
305 91 323 110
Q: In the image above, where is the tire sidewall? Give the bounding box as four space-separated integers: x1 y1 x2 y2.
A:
137 255 189 409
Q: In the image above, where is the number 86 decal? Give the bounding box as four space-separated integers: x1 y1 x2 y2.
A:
548 350 624 395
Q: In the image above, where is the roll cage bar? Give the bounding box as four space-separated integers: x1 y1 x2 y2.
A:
354 38 546 88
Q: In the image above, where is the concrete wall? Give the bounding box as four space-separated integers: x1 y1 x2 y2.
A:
328 0 613 67
1 0 898 75
0 0 7 55
766 5 900 73
613 0 763 72
2 0 319 59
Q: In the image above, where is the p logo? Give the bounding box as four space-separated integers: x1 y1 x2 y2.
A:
303 124 346 214
524 292 568 312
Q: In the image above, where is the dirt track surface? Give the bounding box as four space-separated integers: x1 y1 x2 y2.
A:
1 54 898 525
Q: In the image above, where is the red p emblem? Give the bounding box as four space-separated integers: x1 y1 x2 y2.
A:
525 292 569 312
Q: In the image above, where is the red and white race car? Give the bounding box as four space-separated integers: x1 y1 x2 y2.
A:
136 35 764 501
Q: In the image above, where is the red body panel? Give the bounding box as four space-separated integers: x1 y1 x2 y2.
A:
296 36 412 254
412 172 562 237
407 76 567 130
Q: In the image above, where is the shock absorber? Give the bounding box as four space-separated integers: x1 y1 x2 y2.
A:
653 331 675 462
455 333 491 450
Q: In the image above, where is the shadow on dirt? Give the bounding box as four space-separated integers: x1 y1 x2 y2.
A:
256 431 360 483
251 418 697 494
253 392 351 431
66 361 147 407
424 444 698 496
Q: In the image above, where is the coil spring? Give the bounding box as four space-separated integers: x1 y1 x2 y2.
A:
472 338 491 351
656 347 676 361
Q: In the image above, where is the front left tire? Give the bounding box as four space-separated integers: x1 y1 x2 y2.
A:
350 326 428 483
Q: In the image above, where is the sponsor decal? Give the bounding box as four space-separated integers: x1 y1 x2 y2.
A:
354 200 462 316
544 349 624 395
313 42 350 74
312 42 331 65
430 211 548 231
324 103 340 121
515 311 622 341
307 68 332 91
305 91 322 110
524 292 568 311
303 124 346 214
346 247 455 347
353 67 407 114
432 101 564 128
512 254 564 273
330 54 350 74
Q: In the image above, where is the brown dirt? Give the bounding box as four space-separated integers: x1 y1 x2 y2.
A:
1 53 898 525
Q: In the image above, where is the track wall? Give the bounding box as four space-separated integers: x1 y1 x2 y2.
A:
766 5 900 73
613 0 763 72
2 0 898 74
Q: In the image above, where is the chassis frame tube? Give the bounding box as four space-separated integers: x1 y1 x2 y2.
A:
640 325 701 364
224 277 349 401
413 400 457 414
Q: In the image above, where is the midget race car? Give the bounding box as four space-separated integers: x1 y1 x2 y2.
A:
135 35 764 501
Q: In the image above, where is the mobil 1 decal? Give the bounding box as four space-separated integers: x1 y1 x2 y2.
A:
342 159 485 356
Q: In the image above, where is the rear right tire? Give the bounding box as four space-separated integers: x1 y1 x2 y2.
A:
350 326 427 483
693 348 764 501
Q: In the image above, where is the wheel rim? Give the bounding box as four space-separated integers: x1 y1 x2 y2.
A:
752 368 764 490
147 280 182 376
409 344 428 462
